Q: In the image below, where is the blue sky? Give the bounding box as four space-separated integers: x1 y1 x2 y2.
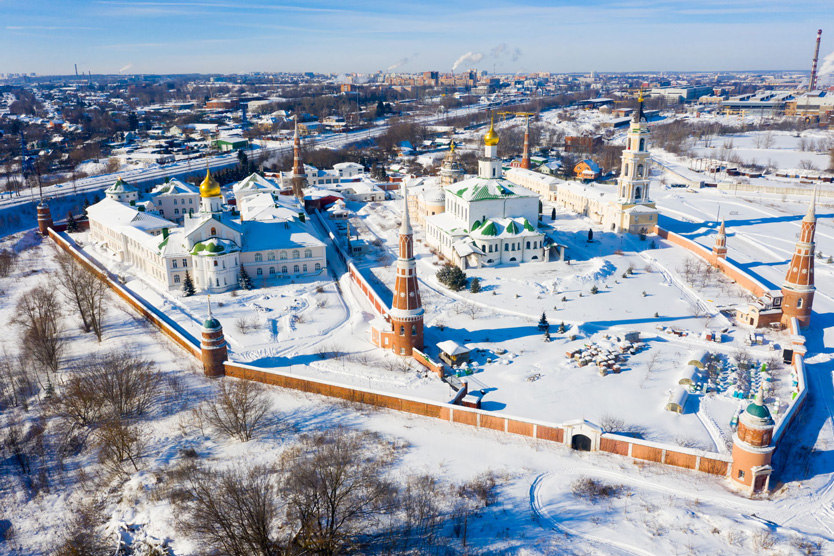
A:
2 0 833 76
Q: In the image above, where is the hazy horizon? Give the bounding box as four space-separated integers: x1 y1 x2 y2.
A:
2 0 834 80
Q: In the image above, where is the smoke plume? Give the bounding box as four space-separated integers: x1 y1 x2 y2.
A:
452 51 483 71
387 57 410 71
118 63 133 74
818 50 834 81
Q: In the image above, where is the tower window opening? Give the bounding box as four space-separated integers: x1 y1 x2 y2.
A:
797 298 803 308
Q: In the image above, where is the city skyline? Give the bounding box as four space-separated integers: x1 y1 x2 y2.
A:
2 0 834 77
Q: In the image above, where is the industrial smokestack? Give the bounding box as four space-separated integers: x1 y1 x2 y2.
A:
810 29 822 92
74 63 78 78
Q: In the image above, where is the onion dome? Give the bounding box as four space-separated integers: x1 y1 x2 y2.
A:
199 168 221 198
483 118 499 146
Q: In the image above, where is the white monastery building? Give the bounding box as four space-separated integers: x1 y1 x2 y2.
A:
87 171 327 293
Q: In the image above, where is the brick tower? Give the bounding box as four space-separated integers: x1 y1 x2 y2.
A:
520 117 531 170
730 387 774 493
388 184 424 356
37 200 53 236
713 219 727 259
291 119 306 200
781 190 817 328
200 296 228 377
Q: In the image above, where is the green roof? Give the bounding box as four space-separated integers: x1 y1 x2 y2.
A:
479 221 497 236
471 219 482 230
523 219 535 232
505 221 520 235
452 181 517 202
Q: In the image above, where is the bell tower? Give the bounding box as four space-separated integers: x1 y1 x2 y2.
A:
781 190 817 328
291 118 307 199
520 117 531 170
388 183 424 356
713 219 727 259
617 94 651 204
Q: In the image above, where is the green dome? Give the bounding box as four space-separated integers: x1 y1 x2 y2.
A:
203 317 221 329
746 402 771 420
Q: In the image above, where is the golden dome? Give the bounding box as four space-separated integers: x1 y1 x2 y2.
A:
199 168 221 198
483 118 499 146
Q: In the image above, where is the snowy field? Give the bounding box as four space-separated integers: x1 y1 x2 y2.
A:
0 232 833 555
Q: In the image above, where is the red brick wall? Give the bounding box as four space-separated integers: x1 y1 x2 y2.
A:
699 457 729 475
537 426 564 443
664 450 697 469
507 420 534 437
600 437 629 456
632 444 663 463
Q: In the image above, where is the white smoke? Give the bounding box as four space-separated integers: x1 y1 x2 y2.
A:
817 50 834 83
387 57 410 71
118 63 133 74
452 51 483 72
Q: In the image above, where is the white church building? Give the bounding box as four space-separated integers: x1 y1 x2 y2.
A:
425 119 548 269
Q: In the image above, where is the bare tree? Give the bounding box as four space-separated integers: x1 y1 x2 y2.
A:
203 379 272 442
176 464 282 556
13 284 65 376
54 350 159 430
95 418 146 476
56 251 108 339
281 428 395 556
0 249 17 278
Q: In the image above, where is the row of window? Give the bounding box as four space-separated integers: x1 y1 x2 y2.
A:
170 198 195 205
480 239 542 253
255 263 321 276
254 248 315 262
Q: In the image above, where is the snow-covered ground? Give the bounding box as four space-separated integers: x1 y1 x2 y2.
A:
1 230 833 555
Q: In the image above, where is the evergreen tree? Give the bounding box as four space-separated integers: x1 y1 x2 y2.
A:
436 264 467 292
182 271 196 297
469 277 481 293
538 311 549 331
587 228 594 242
237 149 249 169
543 330 551 342
238 266 253 290
551 207 556 220
66 211 78 233
558 322 566 334
590 285 599 294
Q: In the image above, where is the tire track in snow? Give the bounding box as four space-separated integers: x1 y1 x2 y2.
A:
530 472 654 556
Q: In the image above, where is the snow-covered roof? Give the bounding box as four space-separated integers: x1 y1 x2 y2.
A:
87 197 174 233
447 178 536 202
437 340 470 356
106 177 138 194
470 217 540 239
232 172 281 199
151 177 199 196
240 220 325 252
